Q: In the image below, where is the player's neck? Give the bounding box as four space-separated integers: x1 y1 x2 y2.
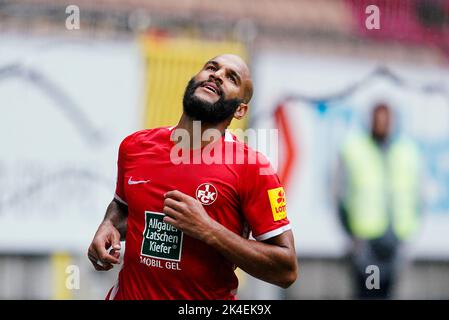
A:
173 114 228 149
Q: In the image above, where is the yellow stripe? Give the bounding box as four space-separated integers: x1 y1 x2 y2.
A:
139 35 249 131
51 252 73 300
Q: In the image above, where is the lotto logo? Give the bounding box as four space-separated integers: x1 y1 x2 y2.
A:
267 187 287 221
277 190 285 204
196 183 217 205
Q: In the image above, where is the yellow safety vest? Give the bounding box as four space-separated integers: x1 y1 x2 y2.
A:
341 133 420 240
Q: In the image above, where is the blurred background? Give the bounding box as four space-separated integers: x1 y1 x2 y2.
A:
1 0 449 299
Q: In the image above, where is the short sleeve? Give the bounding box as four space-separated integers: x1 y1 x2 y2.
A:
113 135 133 206
240 152 291 241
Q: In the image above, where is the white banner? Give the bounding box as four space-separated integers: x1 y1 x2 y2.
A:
0 35 142 253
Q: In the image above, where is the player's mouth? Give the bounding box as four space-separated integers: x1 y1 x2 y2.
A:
201 82 221 96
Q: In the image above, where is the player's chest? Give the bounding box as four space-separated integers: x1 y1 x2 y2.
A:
122 157 241 214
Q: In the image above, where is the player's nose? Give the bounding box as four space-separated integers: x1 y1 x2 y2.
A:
210 69 224 85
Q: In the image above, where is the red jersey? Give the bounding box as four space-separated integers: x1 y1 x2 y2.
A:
106 126 291 300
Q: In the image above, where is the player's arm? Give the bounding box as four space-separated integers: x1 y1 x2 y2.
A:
163 190 298 288
87 198 128 271
104 198 128 240
204 221 297 289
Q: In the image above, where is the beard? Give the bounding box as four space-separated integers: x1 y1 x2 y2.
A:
182 78 243 125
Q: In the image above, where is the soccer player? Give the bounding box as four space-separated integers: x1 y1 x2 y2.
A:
87 54 298 300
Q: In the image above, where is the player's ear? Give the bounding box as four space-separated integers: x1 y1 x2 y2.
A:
234 103 248 120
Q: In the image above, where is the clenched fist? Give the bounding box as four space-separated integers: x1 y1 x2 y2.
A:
88 220 121 271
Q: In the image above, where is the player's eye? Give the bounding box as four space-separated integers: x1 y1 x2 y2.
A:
229 75 237 84
206 65 216 71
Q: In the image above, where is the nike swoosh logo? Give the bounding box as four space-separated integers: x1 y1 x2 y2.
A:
128 177 151 185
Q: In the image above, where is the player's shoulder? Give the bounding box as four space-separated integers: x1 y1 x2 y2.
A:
120 126 172 150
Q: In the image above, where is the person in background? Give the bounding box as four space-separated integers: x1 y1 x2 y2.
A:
336 103 421 299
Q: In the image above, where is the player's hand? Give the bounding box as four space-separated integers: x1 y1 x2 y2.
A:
87 220 121 271
163 190 216 242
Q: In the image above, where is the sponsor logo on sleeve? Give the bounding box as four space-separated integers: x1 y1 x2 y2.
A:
267 187 287 221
